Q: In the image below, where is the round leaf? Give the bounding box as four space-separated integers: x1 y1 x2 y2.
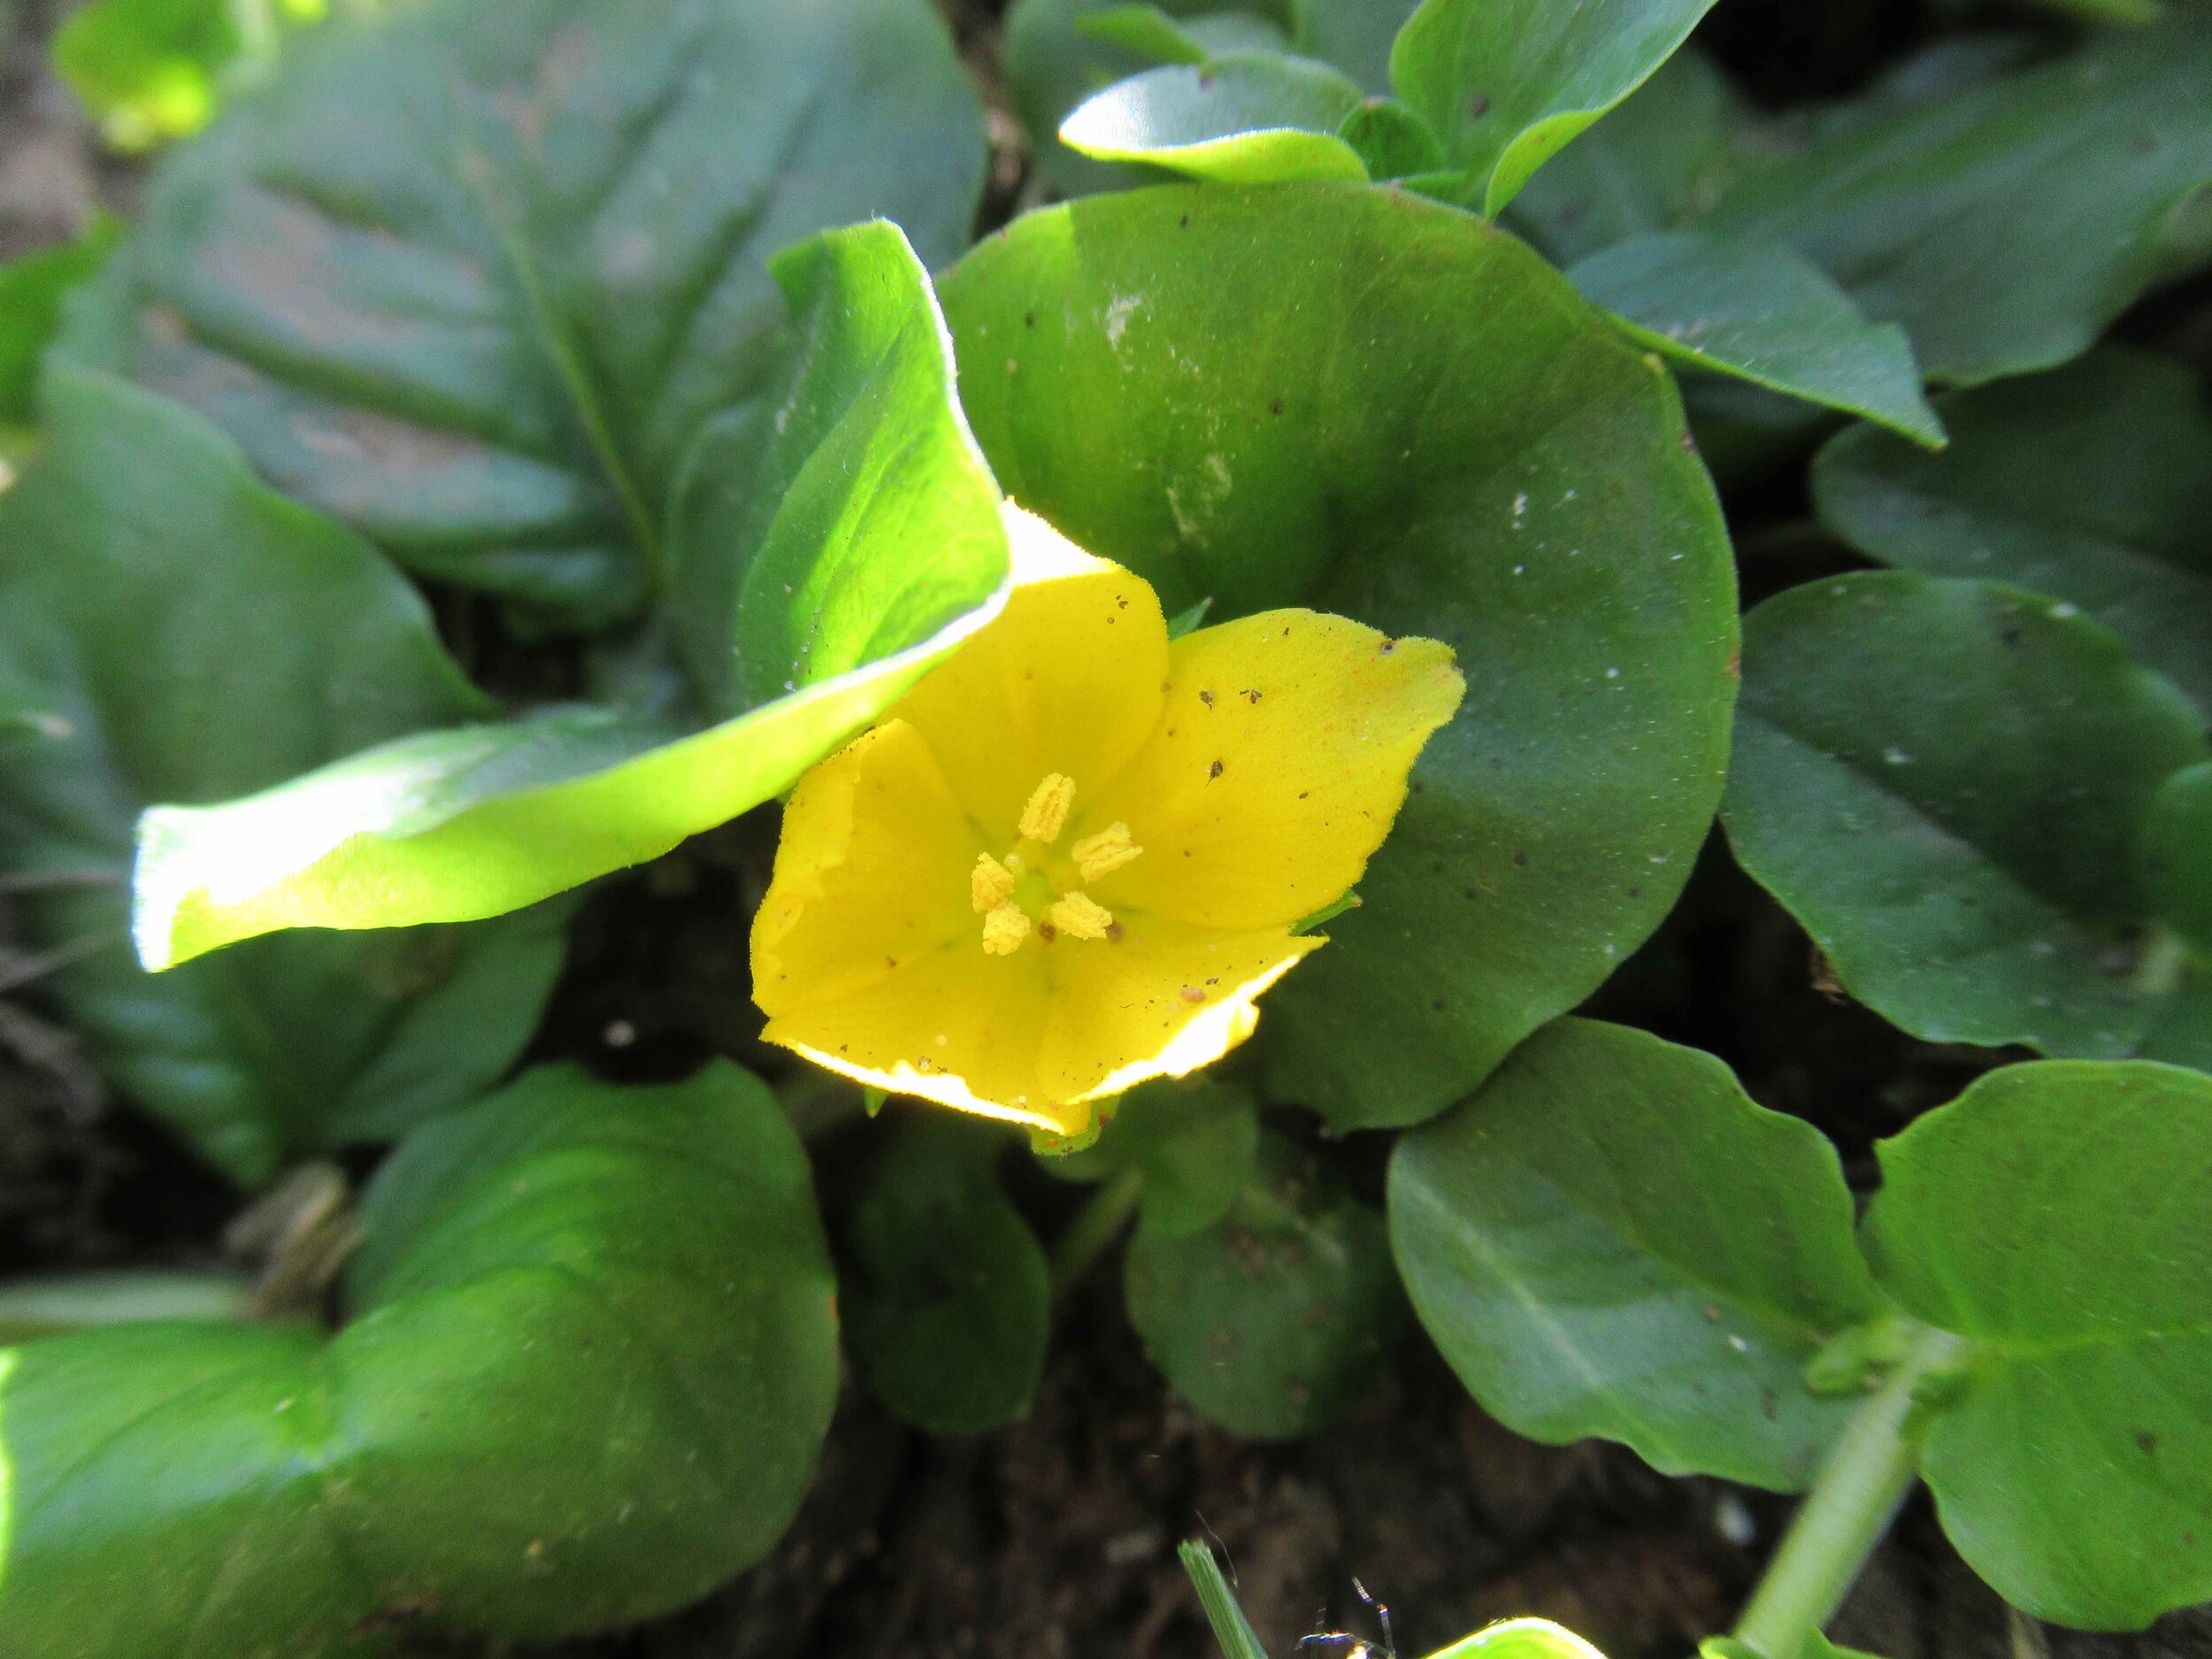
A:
1390 1018 1885 1492
0 1062 841 1654
63 0 987 625
1863 1060 2212 1627
1126 1132 1403 1439
941 183 1736 1131
1724 572 2209 1062
1814 345 2212 715
843 1115 1051 1435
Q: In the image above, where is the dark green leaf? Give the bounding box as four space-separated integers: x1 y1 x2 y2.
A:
843 1113 1050 1434
1569 234 1942 445
65 0 986 625
1724 572 2209 1063
1505 48 1748 266
1049 1077 1260 1236
1389 0 1722 215
127 221 1010 969
1059 53 1370 182
1127 1133 1403 1438
0 366 562 1183
1390 1018 1884 1491
2146 764 2212 956
1336 95 1445 179
0 1061 840 1654
1813 346 2212 713
0 216 119 423
1294 0 1424 94
1075 4 1282 65
1701 19 2212 385
1863 1060 2212 1627
941 183 1736 1131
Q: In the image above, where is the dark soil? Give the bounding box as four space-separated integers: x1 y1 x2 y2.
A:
2 1 2208 1657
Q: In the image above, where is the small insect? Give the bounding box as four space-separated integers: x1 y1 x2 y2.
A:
1299 1578 1394 1659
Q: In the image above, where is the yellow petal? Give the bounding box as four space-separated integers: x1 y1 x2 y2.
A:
752 718 980 1017
1084 611 1462 932
762 945 1075 1133
890 505 1170 835
1039 912 1323 1106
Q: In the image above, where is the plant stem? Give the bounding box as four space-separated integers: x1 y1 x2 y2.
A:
1050 1168 1143 1297
1732 1326 1964 1659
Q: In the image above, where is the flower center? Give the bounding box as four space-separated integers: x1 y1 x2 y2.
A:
972 773 1144 956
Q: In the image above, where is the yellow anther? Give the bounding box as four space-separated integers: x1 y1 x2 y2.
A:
972 853 1017 914
1071 822 1143 882
1018 773 1076 844
981 902 1032 956
1048 891 1114 941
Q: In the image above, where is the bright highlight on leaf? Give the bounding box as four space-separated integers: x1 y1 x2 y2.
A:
752 509 1463 1135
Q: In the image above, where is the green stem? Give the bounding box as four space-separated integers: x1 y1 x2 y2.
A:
1733 1326 1963 1659
1050 1169 1143 1297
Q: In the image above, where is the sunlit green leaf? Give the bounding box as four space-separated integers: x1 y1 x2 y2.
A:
1059 53 1370 182
127 221 1010 971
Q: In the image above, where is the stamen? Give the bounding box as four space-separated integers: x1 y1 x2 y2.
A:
1018 773 1076 844
972 853 1016 914
1071 822 1143 881
981 902 1032 956
1048 891 1114 941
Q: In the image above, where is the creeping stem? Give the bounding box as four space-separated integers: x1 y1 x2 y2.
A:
1732 1325 1965 1659
1050 1168 1144 1297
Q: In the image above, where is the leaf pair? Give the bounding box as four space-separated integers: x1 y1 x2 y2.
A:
844 1083 1401 1442
1042 4 1944 446
1393 1019 2212 1629
0 1063 841 1656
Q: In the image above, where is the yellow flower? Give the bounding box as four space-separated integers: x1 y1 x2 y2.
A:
750 508 1464 1136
